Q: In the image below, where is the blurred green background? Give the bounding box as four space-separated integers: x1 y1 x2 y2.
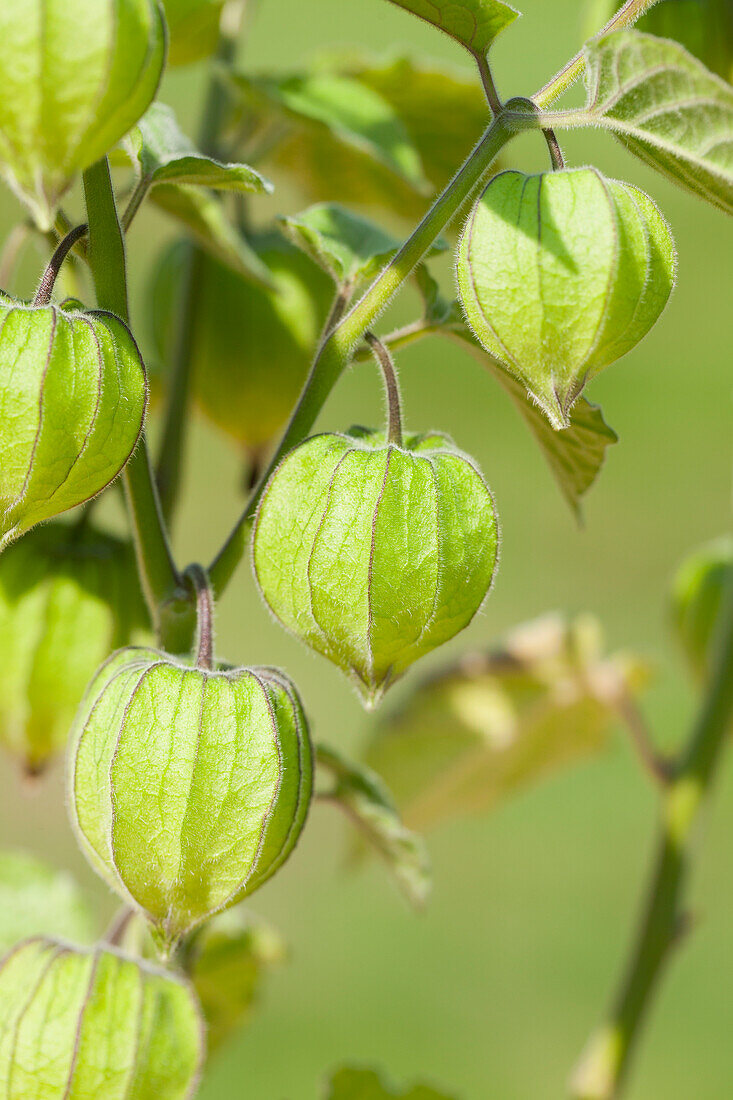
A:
0 1 732 1097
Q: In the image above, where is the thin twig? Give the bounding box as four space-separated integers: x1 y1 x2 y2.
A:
476 52 502 117
365 332 403 446
534 0 662 109
543 128 566 171
614 693 671 786
33 223 88 306
186 564 215 670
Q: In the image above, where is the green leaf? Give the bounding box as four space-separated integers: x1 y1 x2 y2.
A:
149 184 274 284
383 0 519 57
125 102 272 194
364 614 649 830
346 55 493 197
326 1066 457 1100
0 939 203 1097
0 851 96 953
188 906 286 1052
246 55 492 222
279 203 404 285
447 317 618 515
317 744 431 909
579 30 733 213
233 71 427 187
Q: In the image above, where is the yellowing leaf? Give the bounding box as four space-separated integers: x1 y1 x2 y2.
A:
364 614 648 830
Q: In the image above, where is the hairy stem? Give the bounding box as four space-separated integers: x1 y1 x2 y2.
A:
476 53 502 116
208 115 514 596
33 222 88 306
571 577 733 1099
543 128 565 171
365 332 403 446
533 0 662 109
185 564 215 670
82 158 181 632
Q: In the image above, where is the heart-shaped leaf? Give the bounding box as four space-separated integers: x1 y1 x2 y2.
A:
575 31 733 213
383 0 519 57
125 103 272 194
363 614 649 830
326 1066 457 1100
317 745 431 910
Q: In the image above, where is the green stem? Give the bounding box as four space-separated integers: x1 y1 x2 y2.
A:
533 0 662 109
207 114 514 596
365 332 403 446
475 53 502 116
82 158 181 631
154 7 246 527
571 576 733 1099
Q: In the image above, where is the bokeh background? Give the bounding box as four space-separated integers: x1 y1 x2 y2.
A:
0 0 732 1096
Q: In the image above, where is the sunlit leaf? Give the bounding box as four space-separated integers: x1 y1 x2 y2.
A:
150 183 273 284
0 851 96 953
364 614 649 830
345 55 492 194
280 203 403 285
231 71 427 186
582 0 733 81
188 907 286 1052
383 0 519 57
125 102 272 193
326 1065 457 1100
576 31 733 213
280 202 444 287
317 745 431 910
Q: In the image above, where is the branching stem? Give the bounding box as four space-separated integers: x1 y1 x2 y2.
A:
207 114 514 597
534 0 662 109
476 52 502 116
